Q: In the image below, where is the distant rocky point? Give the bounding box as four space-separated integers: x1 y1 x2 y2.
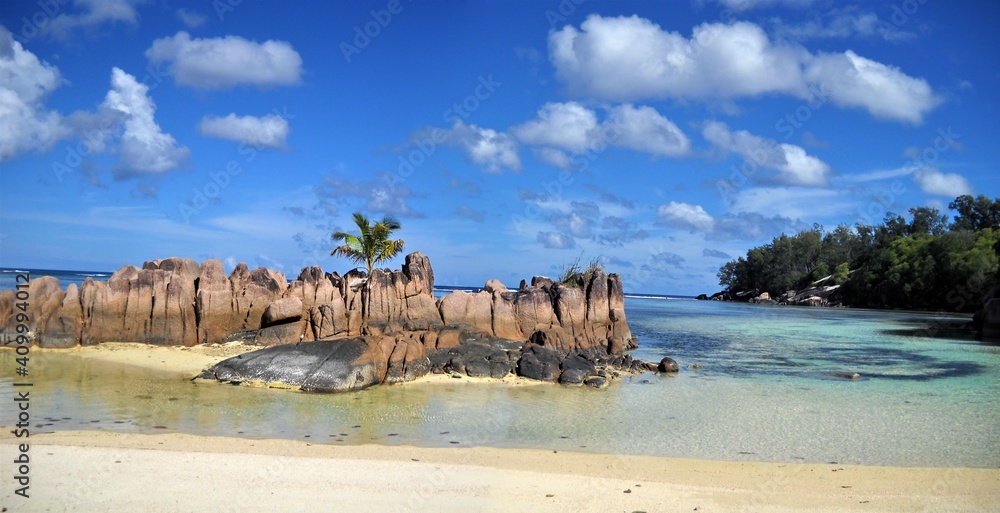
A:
700 276 1000 343
0 252 670 391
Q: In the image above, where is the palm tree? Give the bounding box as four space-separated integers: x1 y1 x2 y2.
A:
330 212 405 275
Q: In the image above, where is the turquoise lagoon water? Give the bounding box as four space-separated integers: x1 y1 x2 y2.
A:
2 297 998 468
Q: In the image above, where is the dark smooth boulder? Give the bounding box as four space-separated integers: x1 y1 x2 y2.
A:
200 339 377 392
658 357 680 373
428 338 517 379
559 354 597 384
517 343 561 381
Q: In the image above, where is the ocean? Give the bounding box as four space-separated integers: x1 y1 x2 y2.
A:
2 270 998 468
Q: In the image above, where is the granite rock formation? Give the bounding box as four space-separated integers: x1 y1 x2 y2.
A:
2 252 658 391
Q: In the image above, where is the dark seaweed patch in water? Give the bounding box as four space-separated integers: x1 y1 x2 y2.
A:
862 361 986 381
881 327 976 341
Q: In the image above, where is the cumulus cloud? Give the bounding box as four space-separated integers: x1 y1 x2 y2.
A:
703 121 830 186
513 102 690 164
43 0 142 41
197 113 290 149
547 210 594 239
550 17 808 101
606 104 690 157
512 102 599 153
913 167 973 197
101 67 189 176
549 15 939 123
176 8 207 28
441 120 521 173
0 25 68 162
657 201 715 232
537 231 576 249
805 51 940 124
532 147 574 169
146 32 302 89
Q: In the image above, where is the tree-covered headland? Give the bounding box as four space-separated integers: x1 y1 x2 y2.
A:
716 195 1000 312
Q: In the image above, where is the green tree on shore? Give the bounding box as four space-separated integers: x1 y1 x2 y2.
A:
331 212 405 274
716 195 1000 312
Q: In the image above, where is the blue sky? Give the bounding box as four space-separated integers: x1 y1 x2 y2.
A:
1 0 998 294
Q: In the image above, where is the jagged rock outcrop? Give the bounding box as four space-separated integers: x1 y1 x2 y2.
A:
2 252 655 391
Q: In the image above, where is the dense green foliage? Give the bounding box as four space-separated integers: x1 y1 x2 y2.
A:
331 212 405 274
717 195 1000 312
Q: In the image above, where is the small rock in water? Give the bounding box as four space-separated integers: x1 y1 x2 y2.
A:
658 357 679 373
623 488 632 494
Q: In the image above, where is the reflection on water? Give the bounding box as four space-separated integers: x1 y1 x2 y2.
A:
3 299 999 468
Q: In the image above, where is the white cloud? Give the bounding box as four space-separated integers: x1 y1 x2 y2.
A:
550 17 808 102
913 167 973 198
512 101 599 153
176 8 207 28
44 0 142 41
605 104 690 157
703 121 830 186
101 67 189 175
197 113 290 149
0 26 69 161
537 231 576 249
549 15 939 123
442 120 521 173
657 201 715 232
513 102 690 164
728 186 845 220
145 31 302 89
805 51 939 125
532 147 573 170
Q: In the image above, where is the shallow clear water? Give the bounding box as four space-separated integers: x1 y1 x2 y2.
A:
2 298 998 468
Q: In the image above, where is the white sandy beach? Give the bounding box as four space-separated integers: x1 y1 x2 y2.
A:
3 342 998 512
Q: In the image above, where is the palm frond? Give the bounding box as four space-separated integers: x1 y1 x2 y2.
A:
330 212 406 274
